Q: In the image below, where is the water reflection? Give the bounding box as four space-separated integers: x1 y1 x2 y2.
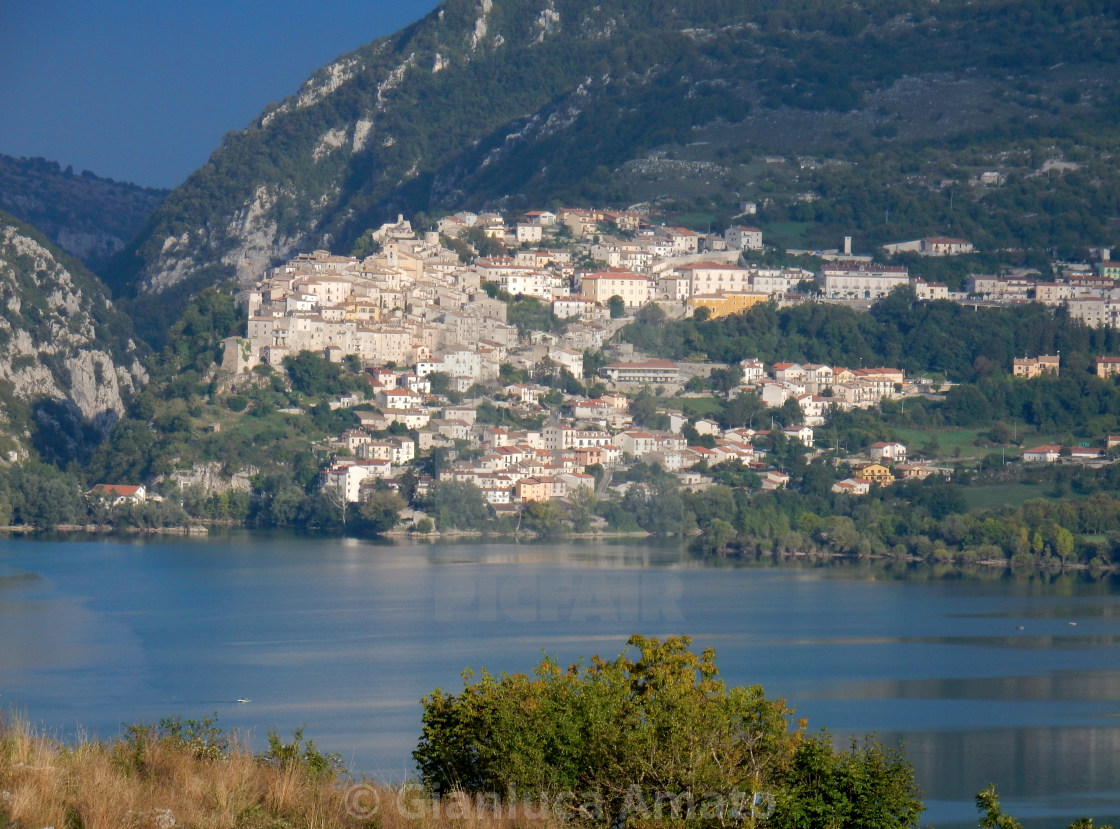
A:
2 534 1120 828
809 670 1120 703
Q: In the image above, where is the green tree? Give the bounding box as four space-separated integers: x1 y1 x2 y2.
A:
415 635 922 828
608 295 626 319
265 485 307 526
6 462 81 529
568 485 598 532
428 371 452 396
522 499 564 537
708 365 744 395
631 393 670 430
283 350 358 398
1054 526 1076 561
699 518 737 553
772 735 923 829
357 489 406 536
422 480 490 530
415 635 802 823
975 785 1115 829
507 296 554 335
259 726 343 782
0 488 12 526
975 785 1022 829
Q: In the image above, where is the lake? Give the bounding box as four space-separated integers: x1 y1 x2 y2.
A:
2 532 1119 829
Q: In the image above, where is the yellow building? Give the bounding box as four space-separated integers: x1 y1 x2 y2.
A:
515 477 552 502
342 297 381 322
687 291 770 319
854 463 895 486
1096 356 1120 378
1013 355 1059 379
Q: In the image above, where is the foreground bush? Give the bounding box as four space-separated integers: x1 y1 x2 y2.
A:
415 634 923 829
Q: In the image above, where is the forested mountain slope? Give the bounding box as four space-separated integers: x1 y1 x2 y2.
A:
0 155 166 271
104 0 1120 341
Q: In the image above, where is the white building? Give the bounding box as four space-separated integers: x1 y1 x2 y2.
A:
739 358 766 383
600 360 680 384
677 263 752 296
442 349 483 379
320 460 393 503
869 441 907 463
515 223 543 244
724 226 763 251
817 263 910 299
580 270 653 308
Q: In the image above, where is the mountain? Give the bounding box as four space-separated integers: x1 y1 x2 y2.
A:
106 0 1120 338
0 155 167 272
0 212 146 464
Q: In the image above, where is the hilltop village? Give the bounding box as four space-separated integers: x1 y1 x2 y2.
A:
202 208 1118 520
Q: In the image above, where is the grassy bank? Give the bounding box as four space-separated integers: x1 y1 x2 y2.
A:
0 716 556 829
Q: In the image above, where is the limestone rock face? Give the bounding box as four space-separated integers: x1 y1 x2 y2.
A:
0 216 142 454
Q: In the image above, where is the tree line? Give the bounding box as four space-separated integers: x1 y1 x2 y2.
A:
623 290 1120 383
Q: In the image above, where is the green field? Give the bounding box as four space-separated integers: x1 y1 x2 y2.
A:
889 427 991 460
888 426 1060 462
671 212 721 231
759 221 819 250
964 482 1055 509
663 395 726 418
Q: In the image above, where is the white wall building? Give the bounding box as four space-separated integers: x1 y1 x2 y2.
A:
818 263 909 299
724 226 763 251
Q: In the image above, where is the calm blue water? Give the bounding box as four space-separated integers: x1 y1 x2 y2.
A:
2 532 1120 828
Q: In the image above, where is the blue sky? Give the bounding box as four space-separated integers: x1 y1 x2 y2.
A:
0 1 440 189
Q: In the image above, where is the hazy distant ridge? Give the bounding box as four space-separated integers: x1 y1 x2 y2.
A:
0 155 166 272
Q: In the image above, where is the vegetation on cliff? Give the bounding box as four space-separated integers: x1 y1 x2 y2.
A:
0 211 144 463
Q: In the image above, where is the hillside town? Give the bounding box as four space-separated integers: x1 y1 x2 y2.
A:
207 208 1119 514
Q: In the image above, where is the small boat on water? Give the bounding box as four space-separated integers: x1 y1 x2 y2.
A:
237 698 251 703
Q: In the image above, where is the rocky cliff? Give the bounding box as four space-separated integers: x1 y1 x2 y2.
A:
0 213 145 461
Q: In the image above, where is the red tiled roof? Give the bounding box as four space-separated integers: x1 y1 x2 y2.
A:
91 484 142 497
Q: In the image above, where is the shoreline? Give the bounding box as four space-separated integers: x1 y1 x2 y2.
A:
1 522 1114 573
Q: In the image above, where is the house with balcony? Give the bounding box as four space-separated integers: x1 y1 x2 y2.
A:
853 463 894 486
616 431 662 458
817 262 909 299
600 359 680 384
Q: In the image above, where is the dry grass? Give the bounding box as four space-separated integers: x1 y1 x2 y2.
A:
0 716 560 829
